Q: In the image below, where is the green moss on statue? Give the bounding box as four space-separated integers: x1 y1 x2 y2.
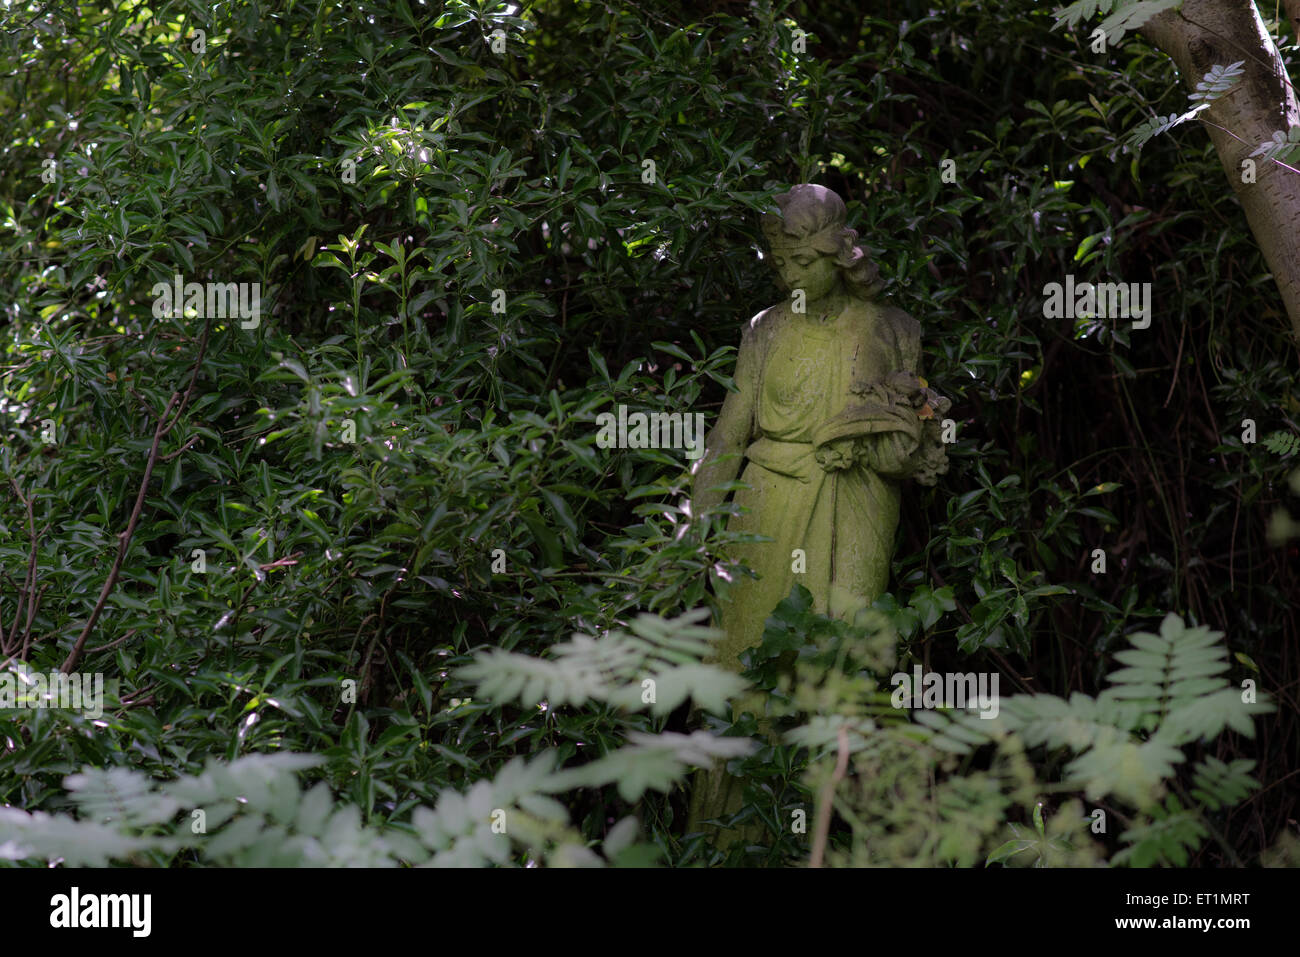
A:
687 184 951 850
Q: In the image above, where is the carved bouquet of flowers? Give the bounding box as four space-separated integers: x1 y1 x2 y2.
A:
812 370 952 486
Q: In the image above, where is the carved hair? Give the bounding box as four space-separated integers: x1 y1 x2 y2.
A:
760 184 883 300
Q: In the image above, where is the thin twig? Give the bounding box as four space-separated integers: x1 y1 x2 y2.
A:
0 571 14 657
810 724 851 868
0 570 26 657
61 392 177 674
85 627 138 656
21 582 49 660
61 320 210 674
162 319 210 437
120 681 158 710
1162 312 1187 408
160 433 201 461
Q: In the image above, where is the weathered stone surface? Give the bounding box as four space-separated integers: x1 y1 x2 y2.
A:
686 184 950 849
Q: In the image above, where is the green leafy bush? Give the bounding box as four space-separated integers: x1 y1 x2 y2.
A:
0 0 1294 867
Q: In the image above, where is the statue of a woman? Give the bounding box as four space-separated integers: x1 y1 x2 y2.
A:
687 184 950 841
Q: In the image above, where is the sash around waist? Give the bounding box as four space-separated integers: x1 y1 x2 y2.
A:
745 436 818 483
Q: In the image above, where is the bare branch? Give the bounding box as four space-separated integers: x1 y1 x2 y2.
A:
60 319 212 673
60 392 177 675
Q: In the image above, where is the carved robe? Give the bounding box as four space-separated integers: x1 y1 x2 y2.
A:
694 295 939 676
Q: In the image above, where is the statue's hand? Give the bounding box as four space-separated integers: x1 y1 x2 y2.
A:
863 430 916 477
815 437 862 472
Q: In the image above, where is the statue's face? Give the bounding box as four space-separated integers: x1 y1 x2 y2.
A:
770 244 839 301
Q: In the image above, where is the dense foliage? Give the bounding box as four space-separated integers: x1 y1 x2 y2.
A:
0 0 1294 867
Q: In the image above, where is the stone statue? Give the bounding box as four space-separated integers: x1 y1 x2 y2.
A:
686 184 950 845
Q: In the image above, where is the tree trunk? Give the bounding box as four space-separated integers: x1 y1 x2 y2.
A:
1140 0 1300 345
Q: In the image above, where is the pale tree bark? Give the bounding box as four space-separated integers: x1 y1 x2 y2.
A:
1140 0 1300 345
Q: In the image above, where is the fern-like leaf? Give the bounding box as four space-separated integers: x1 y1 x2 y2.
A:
1249 128 1300 165
1127 107 1207 150
64 766 180 828
1126 63 1244 152
1102 613 1231 723
902 613 1269 809
907 706 1001 754
1053 0 1119 32
1114 795 1210 866
1188 61 1245 103
457 608 748 717
0 810 170 867
1158 688 1270 746
1065 736 1184 807
783 715 880 753
1190 756 1258 811
1053 0 1184 40
1262 429 1300 457
0 741 688 868
551 730 755 801
1095 0 1183 42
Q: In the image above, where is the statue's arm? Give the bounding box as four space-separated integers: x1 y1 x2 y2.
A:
881 308 950 485
691 319 761 515
860 308 941 480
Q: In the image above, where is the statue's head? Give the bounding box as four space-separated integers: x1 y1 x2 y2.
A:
761 184 882 301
